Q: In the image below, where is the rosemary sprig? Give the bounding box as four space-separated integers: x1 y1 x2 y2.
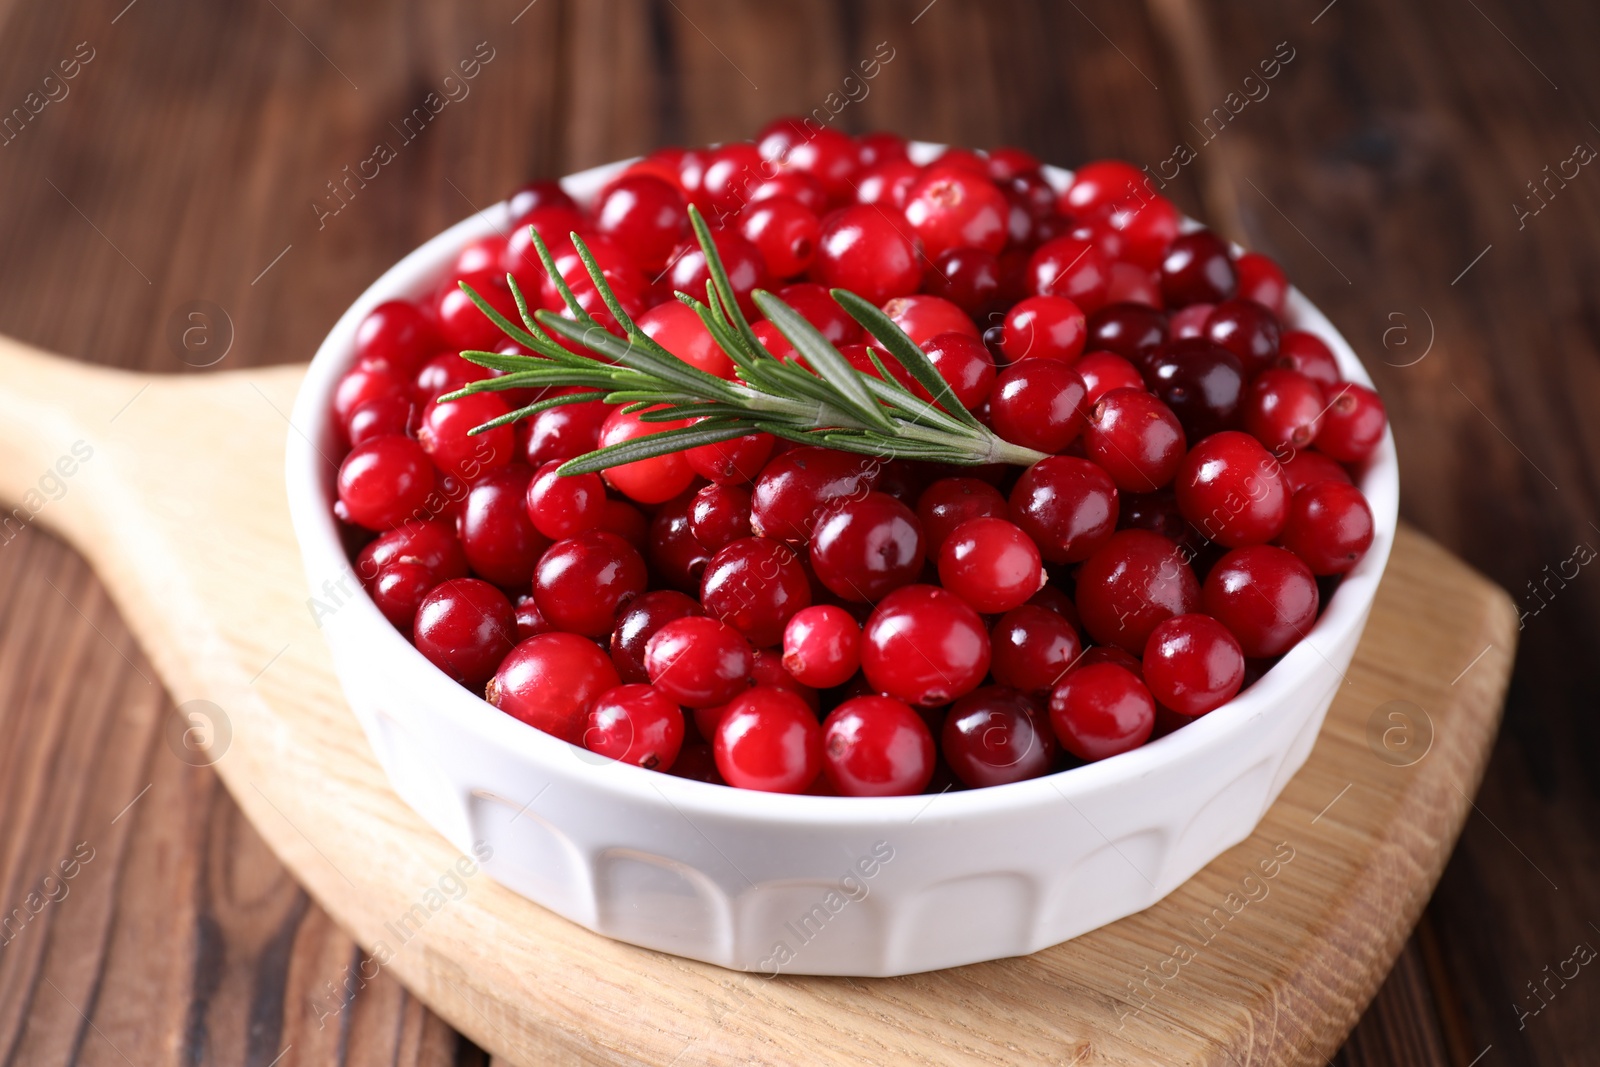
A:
443 205 1049 476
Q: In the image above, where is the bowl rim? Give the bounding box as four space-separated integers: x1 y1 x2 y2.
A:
286 143 1399 829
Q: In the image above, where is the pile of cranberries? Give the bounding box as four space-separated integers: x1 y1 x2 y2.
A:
329 119 1387 798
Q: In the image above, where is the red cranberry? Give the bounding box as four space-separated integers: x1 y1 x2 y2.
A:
700 142 764 214
356 300 440 376
1009 456 1119 563
1026 236 1110 312
508 179 577 222
749 170 829 214
861 585 990 707
1175 431 1290 547
594 174 689 274
688 483 752 551
1204 299 1281 375
751 320 796 361
685 429 777 485
1277 481 1374 575
533 530 647 637
347 395 415 448
1085 303 1168 364
1315 383 1387 463
1276 330 1341 387
1000 296 1087 362
338 435 438 530
1243 368 1325 452
585 684 685 771
990 604 1083 693
597 405 695 504
452 236 507 277
919 332 997 410
1169 304 1213 340
855 159 921 209
1074 529 1201 653
1142 614 1245 716
459 465 549 589
1143 338 1246 440
598 498 647 549
942 686 1057 788
667 228 769 319
526 460 607 540
1203 545 1320 657
938 517 1043 614
369 563 434 634
413 578 517 689
418 393 515 481
926 246 1002 320
1062 160 1147 217
1108 194 1181 270
750 446 881 543
647 490 712 592
713 686 823 793
1280 450 1354 494
809 492 924 602
1234 252 1289 315
502 205 589 290
1049 663 1155 761
1083 389 1187 493
782 605 862 689
488 633 621 745
437 270 520 350
700 536 812 646
751 646 818 709
668 742 722 784
776 125 860 201
1074 351 1145 404
822 695 936 796
335 363 407 435
523 398 610 465
916 477 1010 554
356 519 468 586
740 196 820 279
1160 230 1237 307
881 294 979 344
1117 489 1203 553
638 300 734 379
645 615 756 708
856 130 909 169
814 205 922 305
989 359 1087 455
775 282 862 344
904 168 1008 258
610 590 704 683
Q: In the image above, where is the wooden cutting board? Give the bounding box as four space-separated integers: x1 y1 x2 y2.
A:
0 334 1517 1067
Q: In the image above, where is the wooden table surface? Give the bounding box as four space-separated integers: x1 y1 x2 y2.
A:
0 0 1592 1063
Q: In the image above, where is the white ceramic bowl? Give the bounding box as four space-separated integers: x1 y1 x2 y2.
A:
287 145 1398 977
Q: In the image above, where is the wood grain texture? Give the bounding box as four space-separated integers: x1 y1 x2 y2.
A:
0 0 1583 1062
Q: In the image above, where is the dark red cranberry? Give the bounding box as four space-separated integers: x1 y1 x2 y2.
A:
610 590 705 683
1143 338 1246 440
338 435 438 530
990 605 1083 693
740 196 820 279
1175 431 1290 547
1204 299 1281 375
808 492 925 602
1008 456 1119 564
645 615 756 708
356 519 468 586
1315 383 1387 463
988 359 1087 455
513 594 552 642
1074 530 1201 653
1049 663 1155 761
942 686 1057 788
459 465 549 590
1083 389 1187 493
822 695 936 796
1243 369 1325 452
712 686 824 793
1202 545 1320 657
1277 481 1374 575
687 483 752 552
369 563 433 634
584 684 685 770
346 395 415 448
647 490 713 592
700 536 812 646
750 446 882 543
523 398 610 466
1085 303 1168 364
488 633 621 745
861 585 991 706
916 477 1010 554
1074 351 1145 404
1117 489 1203 554
815 205 924 304
1234 252 1289 316
413 578 517 689
1276 330 1341 387
920 332 996 410
533 530 648 637
667 228 769 319
356 300 440 376
1142 613 1245 716
926 246 1002 320
1160 230 1237 307
1026 236 1110 312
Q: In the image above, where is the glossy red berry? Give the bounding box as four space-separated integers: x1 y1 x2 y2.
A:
1315 383 1387 463
855 159 921 209
597 405 695 504
749 169 829 214
773 124 860 201
1142 614 1246 716
346 395 415 448
1174 431 1290 547
1086 303 1167 364
1275 330 1341 387
508 179 578 222
916 477 1010 554
1234 251 1288 315
338 435 438 530
355 300 439 375
1074 351 1147 404
413 578 517 689
822 695 935 796
357 519 468 586
1062 160 1147 218
609 589 704 683
919 332 997 411
926 246 1002 320
459 465 549 590
750 446 881 543
645 615 756 708
584 684 685 771
740 195 820 279
989 358 1087 454
881 294 979 345
684 428 777 486
1074 529 1201 653
1142 338 1246 441
942 686 1057 788
1161 230 1238 307
1008 456 1119 564
937 517 1043 614
1280 450 1354 494
594 174 688 274
533 530 648 637
1083 389 1187 493
647 490 712 593
700 536 812 646
488 633 622 745
809 492 926 602
1202 545 1320 657
638 300 734 379
1204 299 1281 376
1243 368 1325 452
1277 481 1374 575
814 205 922 305
774 282 862 344
1049 663 1155 762
436 271 520 350
418 393 515 481
989 604 1083 693
782 605 862 689
1000 296 1087 363
861 585 990 707
856 130 909 169
1026 236 1110 312
713 686 823 793
335 363 408 436
688 483 752 551
526 460 607 540
523 398 610 465
667 228 769 319
903 168 1008 258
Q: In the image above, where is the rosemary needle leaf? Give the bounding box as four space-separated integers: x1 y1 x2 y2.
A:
831 288 983 429
753 290 896 433
555 422 753 476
